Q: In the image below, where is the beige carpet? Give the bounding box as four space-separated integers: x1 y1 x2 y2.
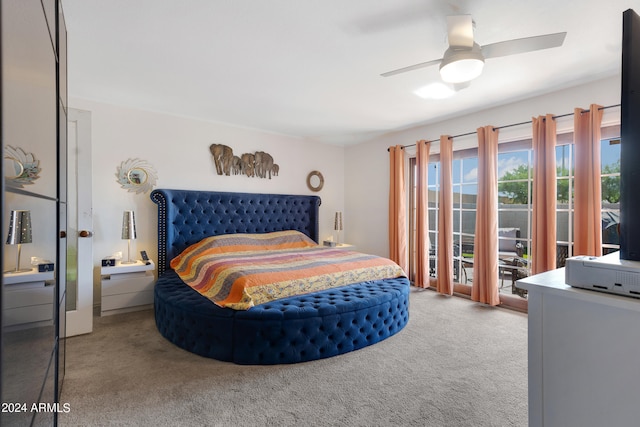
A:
59 288 528 426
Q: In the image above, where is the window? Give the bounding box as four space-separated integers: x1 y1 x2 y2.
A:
497 149 532 295
409 154 480 286
556 136 621 265
601 138 621 254
427 161 439 280
556 143 574 266
408 123 620 308
408 158 440 283
452 156 478 284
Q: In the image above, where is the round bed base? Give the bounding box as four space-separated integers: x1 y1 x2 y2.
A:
154 271 410 365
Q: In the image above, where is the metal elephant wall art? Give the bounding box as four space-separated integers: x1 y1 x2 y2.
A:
209 144 279 179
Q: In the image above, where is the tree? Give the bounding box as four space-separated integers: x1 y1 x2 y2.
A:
557 170 570 203
498 164 573 204
602 160 620 203
498 164 530 204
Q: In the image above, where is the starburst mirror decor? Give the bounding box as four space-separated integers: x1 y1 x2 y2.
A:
116 158 158 194
3 145 41 189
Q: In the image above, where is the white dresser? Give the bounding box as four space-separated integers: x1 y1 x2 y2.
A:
518 269 640 427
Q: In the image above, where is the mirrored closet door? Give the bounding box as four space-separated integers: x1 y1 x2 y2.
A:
1 0 68 425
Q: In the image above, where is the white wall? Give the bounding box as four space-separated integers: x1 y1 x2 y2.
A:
345 75 622 258
69 98 345 303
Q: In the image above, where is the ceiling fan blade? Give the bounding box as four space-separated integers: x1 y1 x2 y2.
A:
481 32 567 59
349 0 472 34
350 4 433 34
381 58 443 77
447 15 474 48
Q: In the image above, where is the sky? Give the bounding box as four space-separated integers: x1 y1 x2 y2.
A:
426 138 621 192
458 139 621 184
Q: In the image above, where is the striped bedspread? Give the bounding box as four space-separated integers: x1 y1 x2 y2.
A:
170 231 405 310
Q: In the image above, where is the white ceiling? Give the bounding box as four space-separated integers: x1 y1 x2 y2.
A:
61 0 637 145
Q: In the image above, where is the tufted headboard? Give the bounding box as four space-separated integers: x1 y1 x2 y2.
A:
150 189 322 272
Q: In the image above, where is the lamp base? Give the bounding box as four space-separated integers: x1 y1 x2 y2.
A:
7 244 32 274
120 240 137 265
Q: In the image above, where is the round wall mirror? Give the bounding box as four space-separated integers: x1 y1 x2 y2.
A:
4 156 24 179
127 167 148 185
306 170 324 192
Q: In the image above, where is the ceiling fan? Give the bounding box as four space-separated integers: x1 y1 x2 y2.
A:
381 15 566 84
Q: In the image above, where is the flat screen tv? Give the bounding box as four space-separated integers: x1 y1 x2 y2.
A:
619 8 640 261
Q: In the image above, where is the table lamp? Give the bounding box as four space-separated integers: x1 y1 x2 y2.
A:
121 210 137 264
6 210 33 273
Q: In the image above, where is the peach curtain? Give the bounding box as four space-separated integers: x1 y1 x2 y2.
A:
574 104 604 257
414 140 430 287
531 115 557 274
472 126 500 306
389 145 408 273
437 136 454 295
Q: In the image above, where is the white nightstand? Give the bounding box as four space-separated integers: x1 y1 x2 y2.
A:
320 243 356 251
3 269 55 328
100 260 155 316
336 243 355 250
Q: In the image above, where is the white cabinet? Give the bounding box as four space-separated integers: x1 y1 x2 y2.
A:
100 260 155 316
3 269 55 328
518 269 640 427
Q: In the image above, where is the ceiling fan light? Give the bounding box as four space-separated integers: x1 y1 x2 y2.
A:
439 43 485 83
414 82 456 100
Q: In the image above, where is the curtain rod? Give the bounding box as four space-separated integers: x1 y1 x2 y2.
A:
388 104 620 151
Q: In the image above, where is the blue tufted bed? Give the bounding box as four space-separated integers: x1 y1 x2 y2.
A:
151 189 410 364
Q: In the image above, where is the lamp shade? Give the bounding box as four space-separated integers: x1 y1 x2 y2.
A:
334 211 343 231
6 210 32 245
439 43 485 83
121 211 136 240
